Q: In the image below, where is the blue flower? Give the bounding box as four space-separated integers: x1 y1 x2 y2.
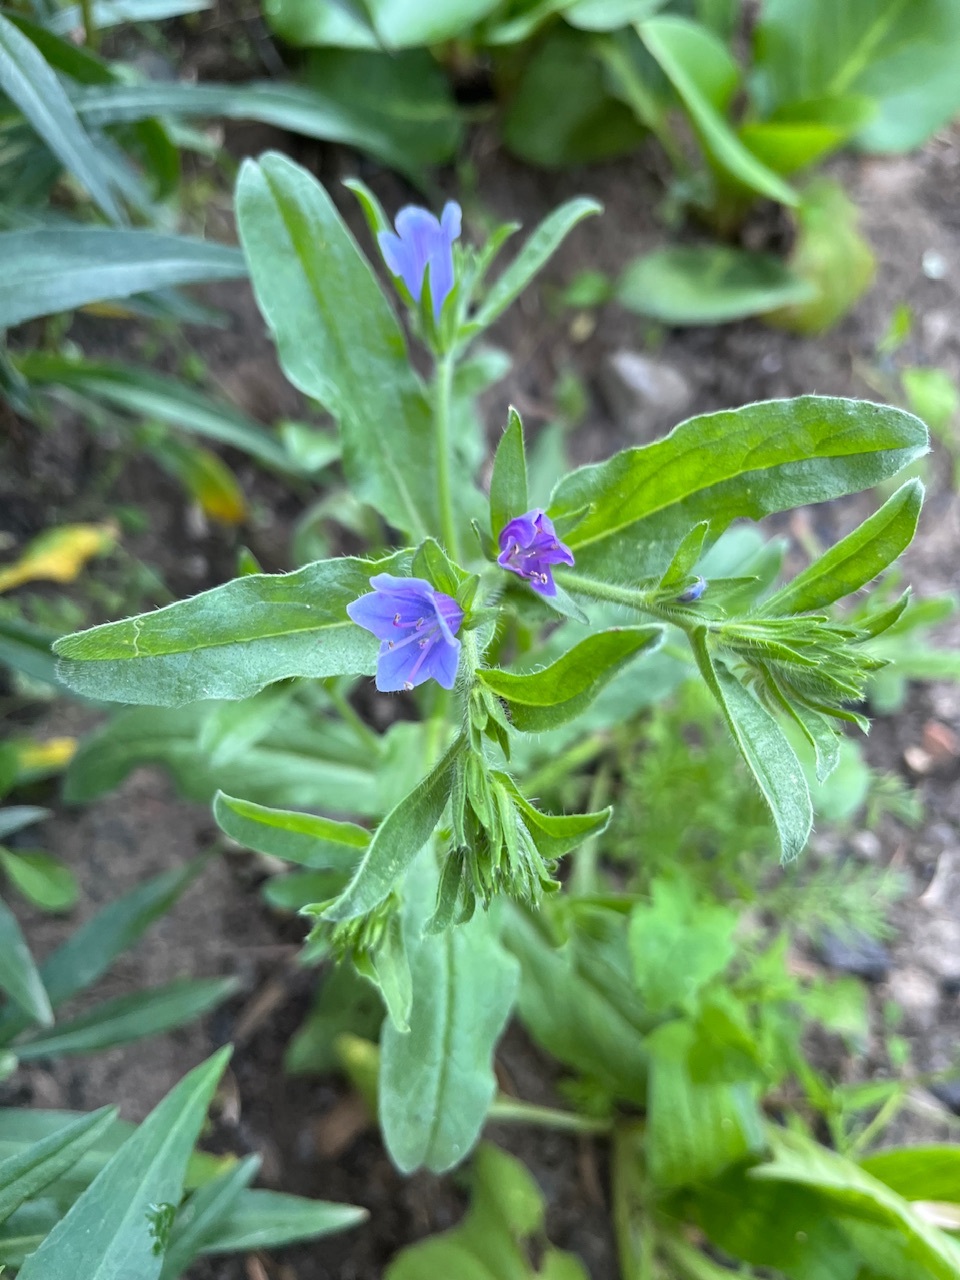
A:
497 509 575 598
378 202 461 321
347 574 463 692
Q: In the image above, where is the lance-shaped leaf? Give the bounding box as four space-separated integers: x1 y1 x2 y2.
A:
552 397 927 585
488 408 528 542
763 479 923 616
197 1188 366 1255
690 629 812 862
0 1108 116 1227
0 229 245 330
0 898 52 1028
497 775 612 859
468 197 602 334
16 1047 230 1280
323 738 463 923
479 626 663 732
53 553 409 706
380 859 518 1174
213 792 369 871
0 13 122 223
235 152 438 539
638 15 797 206
159 1155 260 1280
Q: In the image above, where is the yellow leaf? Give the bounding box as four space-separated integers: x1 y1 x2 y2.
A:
159 441 247 525
15 737 78 771
0 523 118 593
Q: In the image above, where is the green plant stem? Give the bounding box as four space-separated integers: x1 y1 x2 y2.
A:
434 352 460 561
562 572 654 613
612 1126 653 1280
523 731 609 795
847 1087 907 1158
79 0 98 47
488 1096 611 1135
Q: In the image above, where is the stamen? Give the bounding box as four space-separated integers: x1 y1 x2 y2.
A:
403 681 414 691
393 613 402 625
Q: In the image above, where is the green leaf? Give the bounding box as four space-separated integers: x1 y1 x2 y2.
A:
0 616 59 688
738 95 875 175
617 245 815 325
469 198 602 334
49 0 210 33
18 355 300 475
497 777 612 860
646 1020 766 1189
235 152 439 539
628 879 737 1016
764 479 923 616
386 1142 588 1279
755 0 960 153
0 229 245 330
158 1155 259 1280
860 1146 960 1204
16 1047 231 1280
54 553 408 706
323 739 462 923
0 850 78 913
502 26 648 167
690 629 812 862
0 12 122 223
0 808 49 842
638 15 797 206
768 178 875 334
264 0 499 47
902 366 960 436
488 408 529 542
0 1108 116 1227
380 860 518 1174
551 396 928 584
200 1188 367 1254
285 964 383 1075
214 791 369 871
478 626 663 732
753 1126 960 1280
14 976 238 1060
0 898 52 1028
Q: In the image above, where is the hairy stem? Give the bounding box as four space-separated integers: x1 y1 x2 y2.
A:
562 572 655 613
434 352 460 561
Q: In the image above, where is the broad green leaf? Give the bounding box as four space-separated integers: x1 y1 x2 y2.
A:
70 70 456 180
159 1155 259 1280
386 1143 588 1279
17 1047 230 1280
48 0 210 33
199 1189 366 1253
0 860 204 1047
380 860 518 1173
755 0 960 153
323 738 462 923
768 179 875 335
902 366 960 436
860 1146 960 1204
469 198 602 334
0 898 52 1028
54 553 408 705
262 869 343 912
0 808 49 842
764 480 922 616
646 1021 765 1189
638 15 797 206
0 229 245 329
628 879 737 1016
214 791 369 870
0 1107 115 1227
502 905 649 1104
0 616 59 687
479 627 663 732
753 1127 960 1280
198 684 296 768
567 0 667 29
14 976 238 1060
18 354 301 474
0 849 78 913
0 12 121 222
235 152 440 539
488 408 528 542
265 0 499 47
617 245 815 324
738 95 875 175
502 26 648 167
690 630 812 862
551 396 928 583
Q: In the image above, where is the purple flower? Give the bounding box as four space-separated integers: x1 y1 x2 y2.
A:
497 509 575 598
378 202 461 321
347 574 463 692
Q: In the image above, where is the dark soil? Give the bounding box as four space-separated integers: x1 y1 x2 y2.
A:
2 9 960 1276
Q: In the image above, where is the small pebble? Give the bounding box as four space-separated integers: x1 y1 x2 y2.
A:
922 249 948 280
816 930 892 982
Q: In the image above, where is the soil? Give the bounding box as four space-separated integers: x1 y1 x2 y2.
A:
2 7 960 1277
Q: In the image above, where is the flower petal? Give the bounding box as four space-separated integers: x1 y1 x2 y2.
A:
440 201 462 244
423 635 461 689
